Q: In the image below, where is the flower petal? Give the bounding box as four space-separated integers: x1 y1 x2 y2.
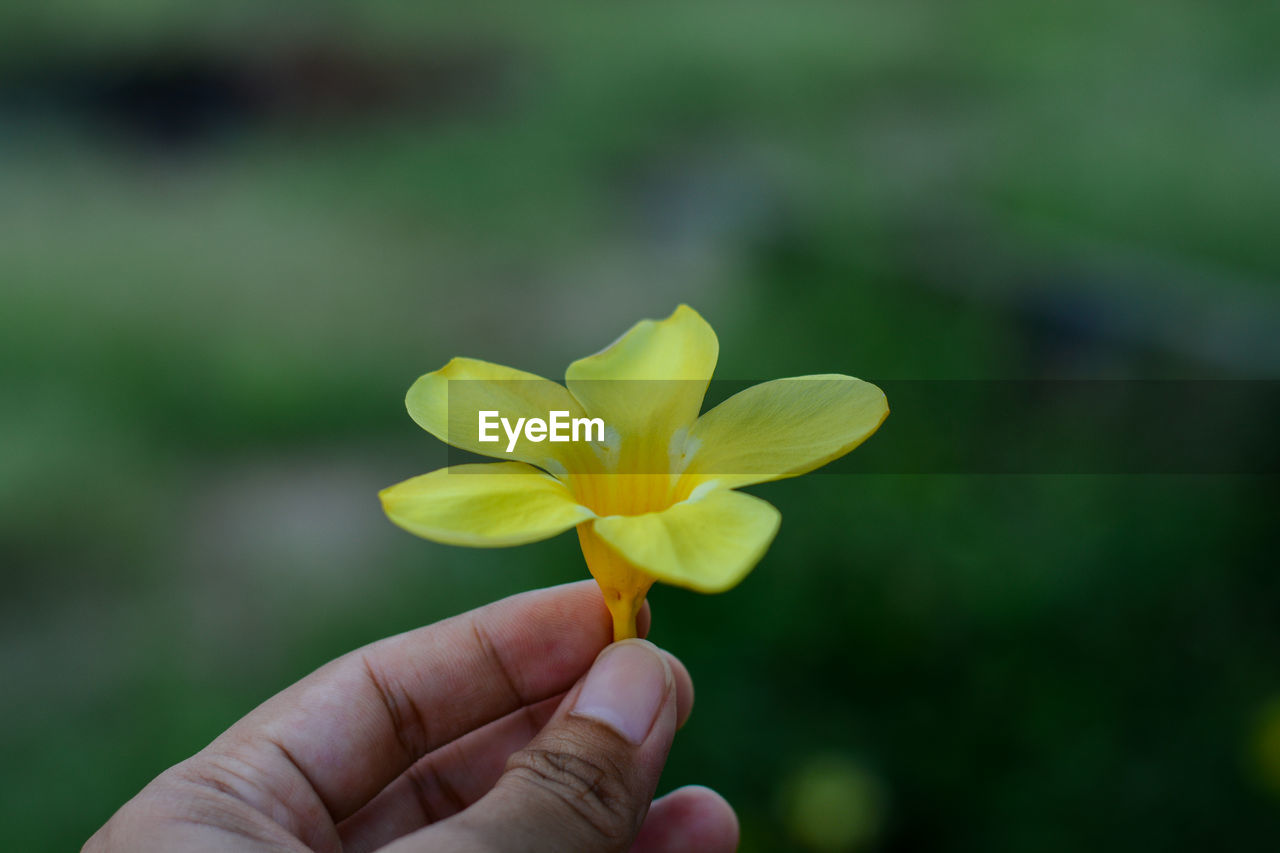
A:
686 374 888 489
406 357 587 473
380 461 595 547
565 305 718 448
591 488 780 593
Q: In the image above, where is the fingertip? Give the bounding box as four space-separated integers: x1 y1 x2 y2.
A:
661 651 694 730
442 638 678 852
570 639 674 746
633 785 739 853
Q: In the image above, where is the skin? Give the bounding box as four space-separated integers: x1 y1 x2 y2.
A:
84 581 739 853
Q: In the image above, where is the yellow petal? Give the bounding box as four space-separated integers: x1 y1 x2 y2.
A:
591 487 781 593
406 357 587 473
565 305 718 462
686 374 888 489
380 461 594 547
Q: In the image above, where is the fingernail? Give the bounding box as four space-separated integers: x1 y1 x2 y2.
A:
571 639 671 745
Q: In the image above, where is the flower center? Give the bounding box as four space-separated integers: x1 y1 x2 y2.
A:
564 432 700 516
569 472 693 516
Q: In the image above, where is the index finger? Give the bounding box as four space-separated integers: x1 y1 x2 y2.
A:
202 580 649 828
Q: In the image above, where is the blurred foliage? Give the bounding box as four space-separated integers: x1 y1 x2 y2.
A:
1 2 1278 851
779 754 885 852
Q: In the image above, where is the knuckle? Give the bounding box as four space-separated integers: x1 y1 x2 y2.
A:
361 655 431 760
505 746 637 845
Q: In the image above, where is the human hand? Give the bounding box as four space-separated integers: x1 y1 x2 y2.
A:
84 581 737 852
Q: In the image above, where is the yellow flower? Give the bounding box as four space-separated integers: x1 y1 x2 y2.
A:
380 305 888 640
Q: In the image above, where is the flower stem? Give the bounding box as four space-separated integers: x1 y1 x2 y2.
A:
577 524 655 642
603 590 645 641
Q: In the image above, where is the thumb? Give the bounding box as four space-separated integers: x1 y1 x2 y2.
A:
402 639 678 853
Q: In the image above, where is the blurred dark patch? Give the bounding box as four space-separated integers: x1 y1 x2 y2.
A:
0 41 519 151
1013 286 1141 376
898 214 1280 376
82 57 255 148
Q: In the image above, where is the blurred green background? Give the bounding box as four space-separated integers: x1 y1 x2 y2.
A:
2 2 1278 850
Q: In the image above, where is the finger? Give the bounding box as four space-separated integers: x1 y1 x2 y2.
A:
338 694 561 853
665 652 694 732
631 786 739 853
385 639 679 853
339 650 693 853
193 582 651 836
